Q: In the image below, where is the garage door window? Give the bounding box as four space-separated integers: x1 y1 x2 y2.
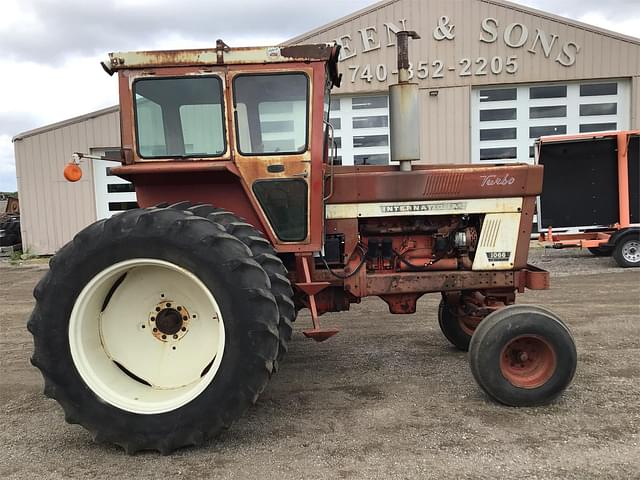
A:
472 80 630 164
328 95 390 166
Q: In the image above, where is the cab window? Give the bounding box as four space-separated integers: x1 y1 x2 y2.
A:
233 73 309 155
133 76 225 158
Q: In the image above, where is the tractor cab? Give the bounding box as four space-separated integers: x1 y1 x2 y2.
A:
104 41 341 252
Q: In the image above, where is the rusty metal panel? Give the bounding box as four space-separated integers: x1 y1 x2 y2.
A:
327 163 544 204
107 44 335 71
358 270 516 297
14 108 121 255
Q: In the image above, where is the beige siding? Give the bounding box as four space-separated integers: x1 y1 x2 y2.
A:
632 76 640 129
292 0 640 94
420 86 470 164
14 109 121 255
291 0 639 164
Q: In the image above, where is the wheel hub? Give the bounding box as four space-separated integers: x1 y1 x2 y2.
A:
150 301 191 341
500 335 557 389
622 241 640 263
156 308 182 335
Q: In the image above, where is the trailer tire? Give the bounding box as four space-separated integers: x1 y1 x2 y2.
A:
469 304 576 407
28 206 279 454
177 203 295 363
613 235 640 268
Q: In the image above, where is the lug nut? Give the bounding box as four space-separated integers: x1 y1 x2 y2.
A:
162 334 167 340
173 334 178 339
177 306 182 311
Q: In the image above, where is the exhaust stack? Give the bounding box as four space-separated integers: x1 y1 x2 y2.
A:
389 31 421 172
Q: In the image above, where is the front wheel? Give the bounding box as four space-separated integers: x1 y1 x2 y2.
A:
469 305 576 407
28 207 279 453
438 298 478 351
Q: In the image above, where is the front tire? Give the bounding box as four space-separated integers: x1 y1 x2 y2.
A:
468 305 577 407
438 298 476 351
28 207 279 453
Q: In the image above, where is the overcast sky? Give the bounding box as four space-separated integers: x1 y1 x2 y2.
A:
1 0 638 192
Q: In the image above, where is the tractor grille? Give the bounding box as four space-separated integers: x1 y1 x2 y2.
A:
480 218 501 247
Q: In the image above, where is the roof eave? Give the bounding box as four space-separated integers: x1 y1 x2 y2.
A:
286 0 640 46
12 105 120 142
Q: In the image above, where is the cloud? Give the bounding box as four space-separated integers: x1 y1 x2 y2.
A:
2 1 637 66
519 0 640 37
0 0 374 64
521 0 640 22
0 112 41 139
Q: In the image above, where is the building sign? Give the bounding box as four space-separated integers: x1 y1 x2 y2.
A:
335 16 581 84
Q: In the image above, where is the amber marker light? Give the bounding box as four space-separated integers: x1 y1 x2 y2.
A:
63 162 83 182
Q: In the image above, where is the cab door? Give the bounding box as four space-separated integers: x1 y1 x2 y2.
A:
227 63 325 253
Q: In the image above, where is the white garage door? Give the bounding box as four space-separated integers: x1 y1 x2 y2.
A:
92 148 138 220
471 80 630 164
329 95 391 166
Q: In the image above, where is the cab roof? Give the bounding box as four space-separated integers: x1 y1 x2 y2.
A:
106 40 338 74
104 40 342 87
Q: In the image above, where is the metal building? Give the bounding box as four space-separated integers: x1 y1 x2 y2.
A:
13 0 640 254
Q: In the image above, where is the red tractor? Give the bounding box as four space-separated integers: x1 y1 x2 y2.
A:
30 34 576 454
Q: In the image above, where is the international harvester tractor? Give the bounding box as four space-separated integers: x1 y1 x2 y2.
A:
29 33 577 454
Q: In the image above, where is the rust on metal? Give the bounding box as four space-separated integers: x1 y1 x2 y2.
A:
327 164 543 204
149 301 191 342
296 255 340 341
443 290 511 333
379 293 424 314
107 42 338 71
111 160 240 177
519 265 550 291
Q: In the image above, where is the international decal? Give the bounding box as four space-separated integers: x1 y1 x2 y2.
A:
380 202 467 213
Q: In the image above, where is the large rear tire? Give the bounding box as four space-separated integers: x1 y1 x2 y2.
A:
469 305 577 407
28 207 279 454
173 203 295 363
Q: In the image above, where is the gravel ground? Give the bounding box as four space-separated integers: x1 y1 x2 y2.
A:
1 247 639 479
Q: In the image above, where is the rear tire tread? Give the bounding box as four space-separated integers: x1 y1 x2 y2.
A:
29 206 279 454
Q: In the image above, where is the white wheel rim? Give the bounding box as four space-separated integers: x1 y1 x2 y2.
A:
68 259 225 414
622 241 640 263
